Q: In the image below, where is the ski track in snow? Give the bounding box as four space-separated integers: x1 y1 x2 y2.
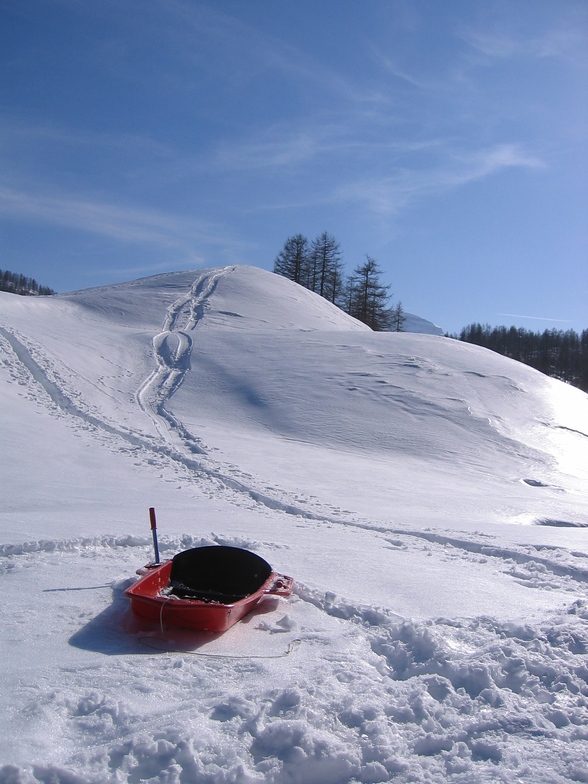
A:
3 518 588 605
135 268 229 453
0 320 320 521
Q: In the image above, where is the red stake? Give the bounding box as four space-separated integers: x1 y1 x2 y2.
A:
149 507 161 564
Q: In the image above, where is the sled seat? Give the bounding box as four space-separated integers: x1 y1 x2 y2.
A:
169 545 273 604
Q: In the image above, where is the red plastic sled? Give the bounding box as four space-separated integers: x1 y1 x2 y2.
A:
124 545 293 633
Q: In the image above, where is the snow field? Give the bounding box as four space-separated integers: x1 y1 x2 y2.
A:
2 536 588 783
1 266 588 782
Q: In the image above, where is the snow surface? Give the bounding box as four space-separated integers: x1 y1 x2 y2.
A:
1 264 588 784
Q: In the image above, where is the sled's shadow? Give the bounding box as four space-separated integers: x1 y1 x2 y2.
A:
68 578 281 656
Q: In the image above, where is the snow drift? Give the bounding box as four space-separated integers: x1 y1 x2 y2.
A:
1 265 587 783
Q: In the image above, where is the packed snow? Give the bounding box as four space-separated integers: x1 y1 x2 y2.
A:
1 264 587 784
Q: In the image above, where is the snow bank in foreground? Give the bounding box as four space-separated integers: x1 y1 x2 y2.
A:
2 538 588 784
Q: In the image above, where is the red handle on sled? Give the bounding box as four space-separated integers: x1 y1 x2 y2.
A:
149 507 161 564
265 574 294 597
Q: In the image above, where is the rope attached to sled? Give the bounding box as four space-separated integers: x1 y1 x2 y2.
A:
138 636 301 659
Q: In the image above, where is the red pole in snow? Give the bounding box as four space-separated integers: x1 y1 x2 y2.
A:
149 507 161 564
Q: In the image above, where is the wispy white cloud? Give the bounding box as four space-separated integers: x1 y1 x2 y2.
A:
0 118 172 158
459 9 588 67
212 116 446 176
215 130 321 171
237 139 546 221
497 313 573 324
368 46 430 91
142 0 380 106
0 114 199 199
463 27 586 63
0 180 246 253
333 143 545 216
460 144 546 179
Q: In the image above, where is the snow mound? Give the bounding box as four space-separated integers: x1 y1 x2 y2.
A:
62 265 371 332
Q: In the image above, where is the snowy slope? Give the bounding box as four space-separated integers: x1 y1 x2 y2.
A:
1 265 588 784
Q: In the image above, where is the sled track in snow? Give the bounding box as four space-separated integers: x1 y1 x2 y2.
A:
136 267 229 452
383 528 588 584
0 532 277 559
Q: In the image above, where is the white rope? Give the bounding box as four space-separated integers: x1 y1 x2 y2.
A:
137 636 301 659
159 596 171 633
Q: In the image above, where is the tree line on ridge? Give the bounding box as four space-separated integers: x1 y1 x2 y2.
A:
1 269 56 296
272 234 587 393
273 232 406 331
3 261 586 393
454 323 588 393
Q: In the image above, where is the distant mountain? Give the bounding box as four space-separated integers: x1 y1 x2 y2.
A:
401 312 444 335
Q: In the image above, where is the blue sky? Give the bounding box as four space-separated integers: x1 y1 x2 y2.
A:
1 0 586 333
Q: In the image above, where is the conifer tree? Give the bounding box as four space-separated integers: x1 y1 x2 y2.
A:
391 301 407 332
309 232 344 304
347 256 392 330
273 234 310 285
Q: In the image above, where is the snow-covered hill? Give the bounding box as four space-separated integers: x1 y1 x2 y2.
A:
401 311 443 335
1 265 587 783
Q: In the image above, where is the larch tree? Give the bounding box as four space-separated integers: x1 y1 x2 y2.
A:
391 301 407 332
273 234 310 285
309 232 345 305
347 256 392 330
